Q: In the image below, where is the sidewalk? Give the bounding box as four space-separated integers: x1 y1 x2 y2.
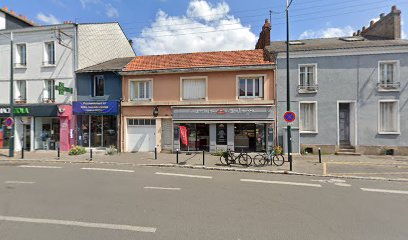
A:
1 150 408 181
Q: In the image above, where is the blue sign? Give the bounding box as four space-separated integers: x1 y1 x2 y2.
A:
73 101 118 115
284 111 296 123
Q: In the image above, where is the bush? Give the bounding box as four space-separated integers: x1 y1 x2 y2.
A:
275 145 283 155
69 145 86 155
105 145 118 155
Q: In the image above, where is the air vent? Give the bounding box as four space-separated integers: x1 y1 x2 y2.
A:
339 36 365 42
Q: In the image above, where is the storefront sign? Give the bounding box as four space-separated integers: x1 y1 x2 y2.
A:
55 82 73 95
0 105 57 117
216 123 227 145
173 106 274 121
72 101 118 115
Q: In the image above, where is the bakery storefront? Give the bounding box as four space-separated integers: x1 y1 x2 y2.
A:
172 106 275 152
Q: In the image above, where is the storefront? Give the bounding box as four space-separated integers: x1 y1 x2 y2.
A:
73 101 119 148
172 106 275 152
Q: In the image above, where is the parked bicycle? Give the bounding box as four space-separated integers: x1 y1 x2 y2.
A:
219 149 252 166
253 147 285 167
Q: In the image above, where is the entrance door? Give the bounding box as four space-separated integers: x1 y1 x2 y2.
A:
339 103 350 146
23 124 31 150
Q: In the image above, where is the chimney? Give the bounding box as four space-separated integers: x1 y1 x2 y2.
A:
255 19 271 49
2 6 8 12
361 5 401 40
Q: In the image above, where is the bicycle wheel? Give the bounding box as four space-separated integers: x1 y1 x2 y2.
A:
253 154 267 167
272 154 285 166
238 153 252 166
219 155 227 165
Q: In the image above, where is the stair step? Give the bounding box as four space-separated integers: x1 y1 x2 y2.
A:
335 151 361 156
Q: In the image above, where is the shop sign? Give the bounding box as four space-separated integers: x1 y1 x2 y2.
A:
73 101 118 115
216 123 227 145
0 107 30 115
173 106 274 121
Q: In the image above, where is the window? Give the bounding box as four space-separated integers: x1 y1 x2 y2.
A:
378 61 399 90
379 101 399 134
300 102 317 133
182 78 206 100
44 41 55 65
93 75 104 97
238 77 263 98
15 80 27 102
128 119 156 126
43 80 55 102
130 80 151 100
15 43 26 67
298 64 317 92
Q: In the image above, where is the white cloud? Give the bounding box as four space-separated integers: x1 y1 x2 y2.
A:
79 0 101 8
36 13 61 25
134 0 257 55
299 26 354 39
106 3 119 18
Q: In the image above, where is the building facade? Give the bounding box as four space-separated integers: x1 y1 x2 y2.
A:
120 50 276 153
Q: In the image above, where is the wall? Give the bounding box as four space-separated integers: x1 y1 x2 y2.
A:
0 12 5 30
5 14 32 30
76 72 122 101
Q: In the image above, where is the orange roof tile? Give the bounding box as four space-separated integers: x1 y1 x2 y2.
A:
124 49 273 72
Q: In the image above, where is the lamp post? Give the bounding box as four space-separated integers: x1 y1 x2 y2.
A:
1 32 14 157
286 0 293 171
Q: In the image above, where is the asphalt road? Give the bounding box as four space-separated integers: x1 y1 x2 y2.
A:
0 161 407 240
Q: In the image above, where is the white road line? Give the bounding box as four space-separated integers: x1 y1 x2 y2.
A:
334 183 352 187
0 215 156 233
4 181 35 184
81 168 134 173
361 188 408 195
155 172 213 179
18 165 62 169
240 179 322 188
144 187 181 191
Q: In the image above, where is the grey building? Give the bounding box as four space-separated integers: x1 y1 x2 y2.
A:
257 6 408 155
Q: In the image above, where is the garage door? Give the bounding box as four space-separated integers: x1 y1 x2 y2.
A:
126 119 156 152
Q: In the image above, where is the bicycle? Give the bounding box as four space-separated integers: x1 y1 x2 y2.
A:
219 149 252 166
253 147 285 167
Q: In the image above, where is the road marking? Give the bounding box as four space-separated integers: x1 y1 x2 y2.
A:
323 162 327 176
334 183 351 187
332 172 408 175
240 179 322 188
0 215 156 233
361 188 408 195
81 168 134 173
155 172 213 179
144 187 181 191
4 181 35 184
18 165 62 169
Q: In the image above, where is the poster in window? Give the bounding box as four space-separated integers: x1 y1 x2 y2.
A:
216 123 227 145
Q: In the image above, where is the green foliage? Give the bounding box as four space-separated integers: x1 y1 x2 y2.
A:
274 146 283 155
69 145 86 155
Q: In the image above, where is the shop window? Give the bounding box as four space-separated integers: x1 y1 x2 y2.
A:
179 123 209 151
182 78 206 100
43 41 55 65
130 80 151 100
93 75 105 97
238 77 263 99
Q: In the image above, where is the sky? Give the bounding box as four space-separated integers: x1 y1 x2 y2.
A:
1 0 407 55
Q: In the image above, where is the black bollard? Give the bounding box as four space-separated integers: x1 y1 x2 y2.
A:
90 149 93 161
176 149 179 164
21 147 24 159
318 148 322 163
154 146 157 160
57 147 60 160
202 150 205 165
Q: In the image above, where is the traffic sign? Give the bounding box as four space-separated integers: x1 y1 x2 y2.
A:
284 111 296 123
5 117 13 127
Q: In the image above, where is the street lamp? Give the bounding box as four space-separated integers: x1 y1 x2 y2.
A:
0 32 15 157
286 0 293 171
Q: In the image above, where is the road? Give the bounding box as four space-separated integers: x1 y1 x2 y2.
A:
0 161 407 240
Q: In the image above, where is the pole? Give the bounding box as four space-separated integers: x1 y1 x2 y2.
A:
21 146 24 159
154 146 157 160
57 147 60 160
286 0 293 171
90 149 93 161
176 149 179 164
318 148 322 164
9 32 14 158
202 150 205 166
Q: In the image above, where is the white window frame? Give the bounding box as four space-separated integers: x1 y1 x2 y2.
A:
378 60 399 84
129 79 153 101
378 100 400 135
299 101 318 134
93 75 105 97
43 79 55 101
15 80 27 101
236 75 265 99
43 41 56 66
15 43 27 67
298 64 317 87
180 76 208 101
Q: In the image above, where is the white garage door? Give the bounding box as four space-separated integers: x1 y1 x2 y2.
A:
126 119 156 152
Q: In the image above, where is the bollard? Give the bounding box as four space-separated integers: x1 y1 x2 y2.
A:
154 146 157 160
57 147 60 160
176 149 179 164
318 148 322 163
90 149 93 161
202 150 205 165
21 147 24 159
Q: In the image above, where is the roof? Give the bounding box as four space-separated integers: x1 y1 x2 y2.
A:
0 7 37 26
267 37 408 53
124 49 273 72
77 57 135 73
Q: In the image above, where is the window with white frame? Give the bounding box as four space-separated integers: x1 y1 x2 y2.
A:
16 43 26 67
379 101 399 133
299 102 317 132
43 80 55 101
44 41 55 65
379 61 398 84
93 75 104 97
299 65 316 87
238 77 263 98
130 80 152 100
182 78 206 100
15 80 27 101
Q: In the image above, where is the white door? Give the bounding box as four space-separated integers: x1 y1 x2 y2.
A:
126 125 156 152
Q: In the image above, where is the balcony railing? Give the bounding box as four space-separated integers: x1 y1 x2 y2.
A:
14 98 27 104
42 98 55 103
14 62 27 68
298 84 318 93
377 82 400 91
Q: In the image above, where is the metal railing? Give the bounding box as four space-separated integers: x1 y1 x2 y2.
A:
377 82 400 90
297 84 319 93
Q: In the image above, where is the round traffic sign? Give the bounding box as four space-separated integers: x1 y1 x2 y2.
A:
284 111 296 123
5 117 13 127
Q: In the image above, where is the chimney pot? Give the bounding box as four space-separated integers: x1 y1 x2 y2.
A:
362 26 366 31
352 32 356 36
2 7 8 12
370 20 375 26
357 30 361 35
10 10 15 15
380 13 385 18
392 5 397 12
